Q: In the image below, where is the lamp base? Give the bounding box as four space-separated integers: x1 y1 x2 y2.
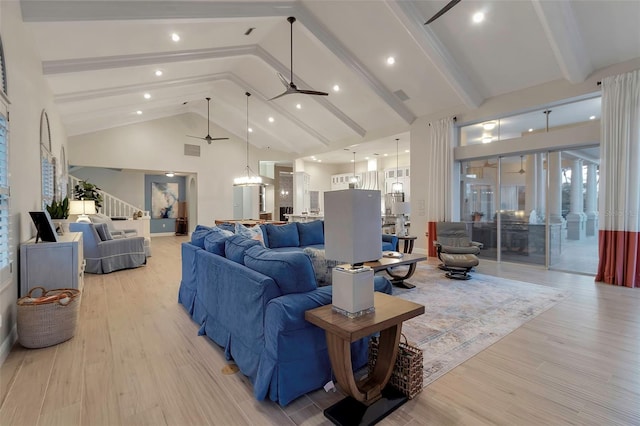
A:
332 267 374 317
75 214 91 223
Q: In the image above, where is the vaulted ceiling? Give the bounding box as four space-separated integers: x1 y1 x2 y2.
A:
21 0 640 162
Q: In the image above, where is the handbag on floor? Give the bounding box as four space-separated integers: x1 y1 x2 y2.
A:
368 333 423 399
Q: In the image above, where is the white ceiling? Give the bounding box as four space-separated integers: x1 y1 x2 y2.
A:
21 0 640 163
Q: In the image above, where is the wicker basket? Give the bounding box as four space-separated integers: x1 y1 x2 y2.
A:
17 287 81 349
368 333 423 399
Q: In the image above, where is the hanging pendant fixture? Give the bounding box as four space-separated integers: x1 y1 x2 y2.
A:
233 92 262 186
391 138 403 193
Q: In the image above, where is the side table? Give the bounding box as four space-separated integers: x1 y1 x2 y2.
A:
396 235 417 254
305 293 424 425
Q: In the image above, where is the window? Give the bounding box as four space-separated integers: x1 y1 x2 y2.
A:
0 35 9 283
40 110 55 210
0 103 9 277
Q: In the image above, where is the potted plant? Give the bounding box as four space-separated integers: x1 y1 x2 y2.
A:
46 196 70 233
73 180 103 211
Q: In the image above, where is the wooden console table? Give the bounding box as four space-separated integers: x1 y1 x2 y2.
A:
364 253 427 289
396 235 417 254
305 293 424 425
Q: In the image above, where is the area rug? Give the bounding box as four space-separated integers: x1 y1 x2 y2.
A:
390 264 568 387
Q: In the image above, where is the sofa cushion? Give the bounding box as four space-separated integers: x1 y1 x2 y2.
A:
191 225 213 248
296 220 324 247
204 227 234 256
244 245 317 294
225 234 261 264
264 223 299 248
94 223 113 241
235 223 266 246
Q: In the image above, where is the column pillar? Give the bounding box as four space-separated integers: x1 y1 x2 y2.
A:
566 159 587 240
585 162 598 236
548 152 563 224
524 154 537 220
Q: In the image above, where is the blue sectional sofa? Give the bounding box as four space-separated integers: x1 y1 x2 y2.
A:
178 221 393 406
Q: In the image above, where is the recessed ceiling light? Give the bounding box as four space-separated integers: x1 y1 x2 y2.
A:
482 136 492 144
386 56 395 65
589 115 596 120
155 70 163 77
136 110 143 115
405 150 410 153
311 156 316 160
472 12 485 23
165 172 175 177
333 84 340 92
365 156 369 160
317 159 322 162
384 153 388 157
350 159 355 163
296 103 302 109
528 128 534 132
171 33 180 42
482 121 496 130
248 127 253 133
143 93 151 99
268 117 275 123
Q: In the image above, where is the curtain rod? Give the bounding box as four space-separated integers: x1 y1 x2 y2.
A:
428 116 456 126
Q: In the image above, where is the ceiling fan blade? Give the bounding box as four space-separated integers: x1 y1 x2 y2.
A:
186 135 206 140
425 0 462 25
209 137 229 141
296 89 329 96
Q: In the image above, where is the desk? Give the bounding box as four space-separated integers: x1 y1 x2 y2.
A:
305 293 424 425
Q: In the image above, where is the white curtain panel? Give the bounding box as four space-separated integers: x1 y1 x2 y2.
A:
424 117 454 257
596 69 640 287
425 117 454 222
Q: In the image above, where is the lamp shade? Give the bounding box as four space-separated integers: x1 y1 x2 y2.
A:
69 200 96 216
391 201 410 215
324 189 382 265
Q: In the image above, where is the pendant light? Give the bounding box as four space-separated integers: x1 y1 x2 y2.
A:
349 151 359 187
233 92 262 186
391 138 403 193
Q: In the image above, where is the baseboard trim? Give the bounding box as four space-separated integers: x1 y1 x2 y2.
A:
151 232 179 237
0 324 17 366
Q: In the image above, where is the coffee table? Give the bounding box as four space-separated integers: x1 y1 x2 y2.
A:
363 253 427 289
305 292 425 425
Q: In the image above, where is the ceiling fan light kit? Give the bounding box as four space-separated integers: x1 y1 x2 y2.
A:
186 97 230 144
269 17 329 101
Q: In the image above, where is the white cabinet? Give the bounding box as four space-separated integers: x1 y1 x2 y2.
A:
294 172 310 214
20 232 84 297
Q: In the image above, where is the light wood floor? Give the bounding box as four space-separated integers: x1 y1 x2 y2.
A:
1 236 639 425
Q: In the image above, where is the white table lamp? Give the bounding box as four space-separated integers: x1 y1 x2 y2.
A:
325 189 382 317
69 200 96 223
391 202 410 237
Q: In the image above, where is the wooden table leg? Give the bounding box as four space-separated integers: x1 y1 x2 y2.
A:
385 263 418 289
325 324 402 406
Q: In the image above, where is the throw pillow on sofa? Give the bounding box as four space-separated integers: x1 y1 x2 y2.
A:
244 245 317 294
191 224 213 248
94 223 113 241
235 223 265 246
204 227 234 255
296 220 324 246
225 234 261 264
263 222 300 248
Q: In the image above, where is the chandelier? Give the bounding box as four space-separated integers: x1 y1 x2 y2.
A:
234 92 263 186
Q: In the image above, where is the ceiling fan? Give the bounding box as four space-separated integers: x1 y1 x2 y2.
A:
507 155 526 174
186 97 229 144
269 17 329 101
424 0 462 25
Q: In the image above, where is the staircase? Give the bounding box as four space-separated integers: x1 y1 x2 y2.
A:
69 175 139 218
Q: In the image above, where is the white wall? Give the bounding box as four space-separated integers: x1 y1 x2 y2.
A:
1 1 69 362
68 113 294 227
302 161 343 212
71 167 146 211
